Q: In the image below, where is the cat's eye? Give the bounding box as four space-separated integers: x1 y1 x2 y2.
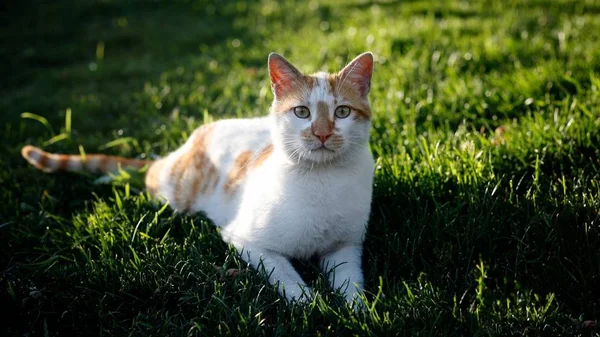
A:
334 106 351 119
293 106 310 119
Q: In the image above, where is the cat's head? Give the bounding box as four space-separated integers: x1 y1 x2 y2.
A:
268 52 373 165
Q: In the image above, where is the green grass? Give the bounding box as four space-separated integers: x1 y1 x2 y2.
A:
1 0 599 335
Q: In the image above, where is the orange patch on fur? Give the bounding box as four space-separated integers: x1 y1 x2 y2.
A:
253 144 274 168
224 144 273 195
22 145 151 174
224 151 253 194
98 157 110 173
272 75 311 114
170 125 218 212
326 74 338 92
312 102 334 137
37 151 48 168
303 75 317 88
57 154 69 170
187 174 203 210
120 157 151 169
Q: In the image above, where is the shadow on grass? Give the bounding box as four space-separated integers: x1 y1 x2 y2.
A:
365 144 599 321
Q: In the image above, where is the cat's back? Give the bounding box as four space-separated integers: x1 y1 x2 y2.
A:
146 116 273 222
205 116 271 157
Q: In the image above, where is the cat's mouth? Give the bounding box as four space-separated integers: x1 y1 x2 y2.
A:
310 144 336 152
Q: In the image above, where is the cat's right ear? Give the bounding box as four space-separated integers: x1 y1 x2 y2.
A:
268 53 303 98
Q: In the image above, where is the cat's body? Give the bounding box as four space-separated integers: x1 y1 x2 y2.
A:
22 52 375 305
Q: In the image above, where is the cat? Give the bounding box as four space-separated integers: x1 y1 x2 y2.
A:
21 52 375 306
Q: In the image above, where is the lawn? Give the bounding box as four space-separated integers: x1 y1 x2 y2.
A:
1 0 599 335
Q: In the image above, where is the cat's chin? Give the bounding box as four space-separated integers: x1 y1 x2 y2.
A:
300 146 343 165
311 144 336 153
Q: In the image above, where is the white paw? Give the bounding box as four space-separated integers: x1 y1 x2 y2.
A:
282 284 313 304
345 290 367 311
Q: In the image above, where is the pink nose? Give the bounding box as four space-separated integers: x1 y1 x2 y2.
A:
313 132 332 144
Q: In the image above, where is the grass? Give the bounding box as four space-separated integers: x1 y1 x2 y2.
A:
1 0 599 335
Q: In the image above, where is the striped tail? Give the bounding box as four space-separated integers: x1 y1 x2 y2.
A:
21 145 152 173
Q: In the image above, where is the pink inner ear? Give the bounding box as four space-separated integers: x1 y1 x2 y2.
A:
340 53 373 98
268 54 301 98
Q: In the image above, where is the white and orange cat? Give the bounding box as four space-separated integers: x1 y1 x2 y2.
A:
22 52 375 306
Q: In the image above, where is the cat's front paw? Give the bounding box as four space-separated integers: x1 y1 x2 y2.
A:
349 295 367 312
281 283 314 304
345 290 367 311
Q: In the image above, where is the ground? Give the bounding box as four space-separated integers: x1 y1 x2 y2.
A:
1 0 599 336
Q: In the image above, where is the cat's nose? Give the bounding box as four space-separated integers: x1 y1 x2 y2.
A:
311 121 334 144
313 131 332 144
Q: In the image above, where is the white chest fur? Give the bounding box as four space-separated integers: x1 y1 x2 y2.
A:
221 147 374 259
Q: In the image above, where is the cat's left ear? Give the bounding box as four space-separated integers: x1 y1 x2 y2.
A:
339 52 373 98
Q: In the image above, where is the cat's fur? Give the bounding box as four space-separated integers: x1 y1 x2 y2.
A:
21 52 375 305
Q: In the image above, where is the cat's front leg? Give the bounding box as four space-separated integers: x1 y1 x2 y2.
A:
320 244 365 307
236 244 312 303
